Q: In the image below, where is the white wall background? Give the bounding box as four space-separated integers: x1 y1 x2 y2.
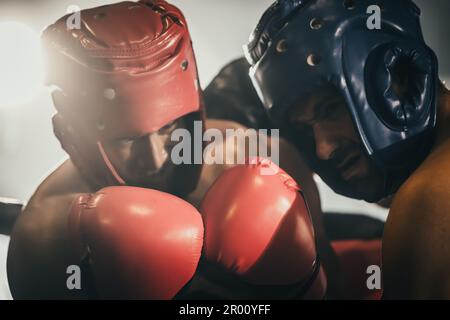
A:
0 0 448 300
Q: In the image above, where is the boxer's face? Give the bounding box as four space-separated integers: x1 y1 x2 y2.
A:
103 112 203 197
288 86 384 202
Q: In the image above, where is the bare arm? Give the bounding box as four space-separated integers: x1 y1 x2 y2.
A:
383 182 450 299
7 161 92 299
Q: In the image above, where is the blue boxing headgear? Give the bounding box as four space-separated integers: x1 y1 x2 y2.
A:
245 0 439 201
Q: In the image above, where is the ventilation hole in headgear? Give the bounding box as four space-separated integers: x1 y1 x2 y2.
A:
97 121 105 131
310 18 323 30
94 12 106 20
181 60 189 71
343 0 356 10
276 39 288 53
103 88 116 100
165 13 182 26
161 15 171 32
155 5 167 14
143 2 166 14
307 53 321 66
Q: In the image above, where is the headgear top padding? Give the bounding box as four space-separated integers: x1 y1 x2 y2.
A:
245 0 439 199
42 1 202 188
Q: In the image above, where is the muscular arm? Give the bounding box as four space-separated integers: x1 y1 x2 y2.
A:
383 181 450 299
7 161 92 299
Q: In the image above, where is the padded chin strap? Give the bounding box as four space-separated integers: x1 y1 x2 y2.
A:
97 141 126 186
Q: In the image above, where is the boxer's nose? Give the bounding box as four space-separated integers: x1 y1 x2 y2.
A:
146 133 169 172
133 133 169 173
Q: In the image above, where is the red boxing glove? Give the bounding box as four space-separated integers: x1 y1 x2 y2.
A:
201 158 327 299
69 186 204 299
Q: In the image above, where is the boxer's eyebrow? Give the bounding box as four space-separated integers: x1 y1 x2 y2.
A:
292 98 327 124
290 88 343 124
314 96 342 118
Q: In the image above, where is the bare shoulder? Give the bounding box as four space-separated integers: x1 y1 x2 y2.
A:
12 158 90 246
383 141 450 298
29 160 92 205
8 160 92 298
388 138 450 227
14 159 90 248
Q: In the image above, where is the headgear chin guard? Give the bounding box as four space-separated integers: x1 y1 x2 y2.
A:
42 0 202 189
245 0 439 200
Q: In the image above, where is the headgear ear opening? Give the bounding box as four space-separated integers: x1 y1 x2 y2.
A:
365 42 437 131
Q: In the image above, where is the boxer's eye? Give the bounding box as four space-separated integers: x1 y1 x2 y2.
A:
115 138 135 146
315 101 340 121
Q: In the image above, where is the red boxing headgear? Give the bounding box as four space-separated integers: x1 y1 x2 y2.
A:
42 0 202 188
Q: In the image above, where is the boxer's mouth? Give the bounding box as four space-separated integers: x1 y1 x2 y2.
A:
337 153 361 181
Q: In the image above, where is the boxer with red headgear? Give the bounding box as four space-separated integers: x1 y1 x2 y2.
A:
47 0 203 194
8 0 207 300
7 1 335 299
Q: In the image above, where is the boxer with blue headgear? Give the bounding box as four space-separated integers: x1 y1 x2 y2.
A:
245 0 440 202
246 0 450 298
